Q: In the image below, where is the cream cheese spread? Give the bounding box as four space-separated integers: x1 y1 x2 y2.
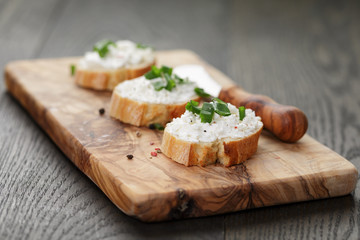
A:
165 104 263 143
78 40 154 70
114 76 198 104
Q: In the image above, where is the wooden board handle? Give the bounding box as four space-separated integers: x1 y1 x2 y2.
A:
219 86 308 143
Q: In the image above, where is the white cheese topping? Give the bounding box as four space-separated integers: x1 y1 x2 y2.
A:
78 40 154 70
114 76 198 104
165 104 263 143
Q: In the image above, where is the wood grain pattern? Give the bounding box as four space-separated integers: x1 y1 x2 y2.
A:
4 50 358 222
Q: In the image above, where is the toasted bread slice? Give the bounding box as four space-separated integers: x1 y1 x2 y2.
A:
109 91 200 127
109 75 200 127
161 104 263 167
161 126 262 167
75 60 155 91
75 40 155 90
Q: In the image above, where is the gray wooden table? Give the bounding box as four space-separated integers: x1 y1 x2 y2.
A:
1 0 359 239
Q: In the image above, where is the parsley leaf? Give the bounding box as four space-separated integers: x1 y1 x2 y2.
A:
194 88 211 98
93 40 116 58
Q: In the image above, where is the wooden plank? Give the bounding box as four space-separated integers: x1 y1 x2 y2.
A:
4 50 358 222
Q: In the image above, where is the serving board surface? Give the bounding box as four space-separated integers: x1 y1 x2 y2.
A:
4 50 358 222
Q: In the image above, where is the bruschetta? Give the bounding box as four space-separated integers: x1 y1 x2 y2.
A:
109 65 202 127
161 99 263 167
75 40 155 90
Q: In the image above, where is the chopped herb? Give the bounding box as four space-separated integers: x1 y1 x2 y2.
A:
126 154 133 160
144 71 158 80
145 65 161 79
136 43 149 49
145 65 192 92
160 66 172 76
213 100 231 116
149 123 164 130
93 40 116 58
145 65 163 80
151 65 161 75
239 106 246 121
185 99 237 123
213 98 226 104
164 73 176 91
194 88 211 98
200 110 213 123
174 74 189 85
70 64 76 76
201 102 214 112
152 80 167 91
99 108 105 115
200 102 214 123
185 100 201 114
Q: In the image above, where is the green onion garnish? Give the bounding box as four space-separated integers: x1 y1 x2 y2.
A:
174 74 188 84
145 65 165 80
70 64 76 76
149 123 164 130
185 99 239 123
161 66 172 76
145 65 192 92
144 65 161 80
213 98 226 104
151 65 161 75
201 102 214 112
194 88 211 98
185 100 201 114
164 73 176 91
136 43 149 49
93 40 116 58
200 102 214 123
152 80 166 91
200 110 213 123
239 106 246 121
144 71 158 80
214 101 231 116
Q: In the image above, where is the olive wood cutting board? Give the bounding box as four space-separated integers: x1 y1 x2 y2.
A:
4 50 358 222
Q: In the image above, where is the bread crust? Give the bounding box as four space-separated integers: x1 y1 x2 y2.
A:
161 126 263 167
109 91 201 127
75 60 154 91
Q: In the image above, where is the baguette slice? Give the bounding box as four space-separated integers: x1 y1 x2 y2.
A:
161 104 263 167
161 126 262 167
75 60 154 91
109 92 200 127
75 40 155 91
109 76 200 127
